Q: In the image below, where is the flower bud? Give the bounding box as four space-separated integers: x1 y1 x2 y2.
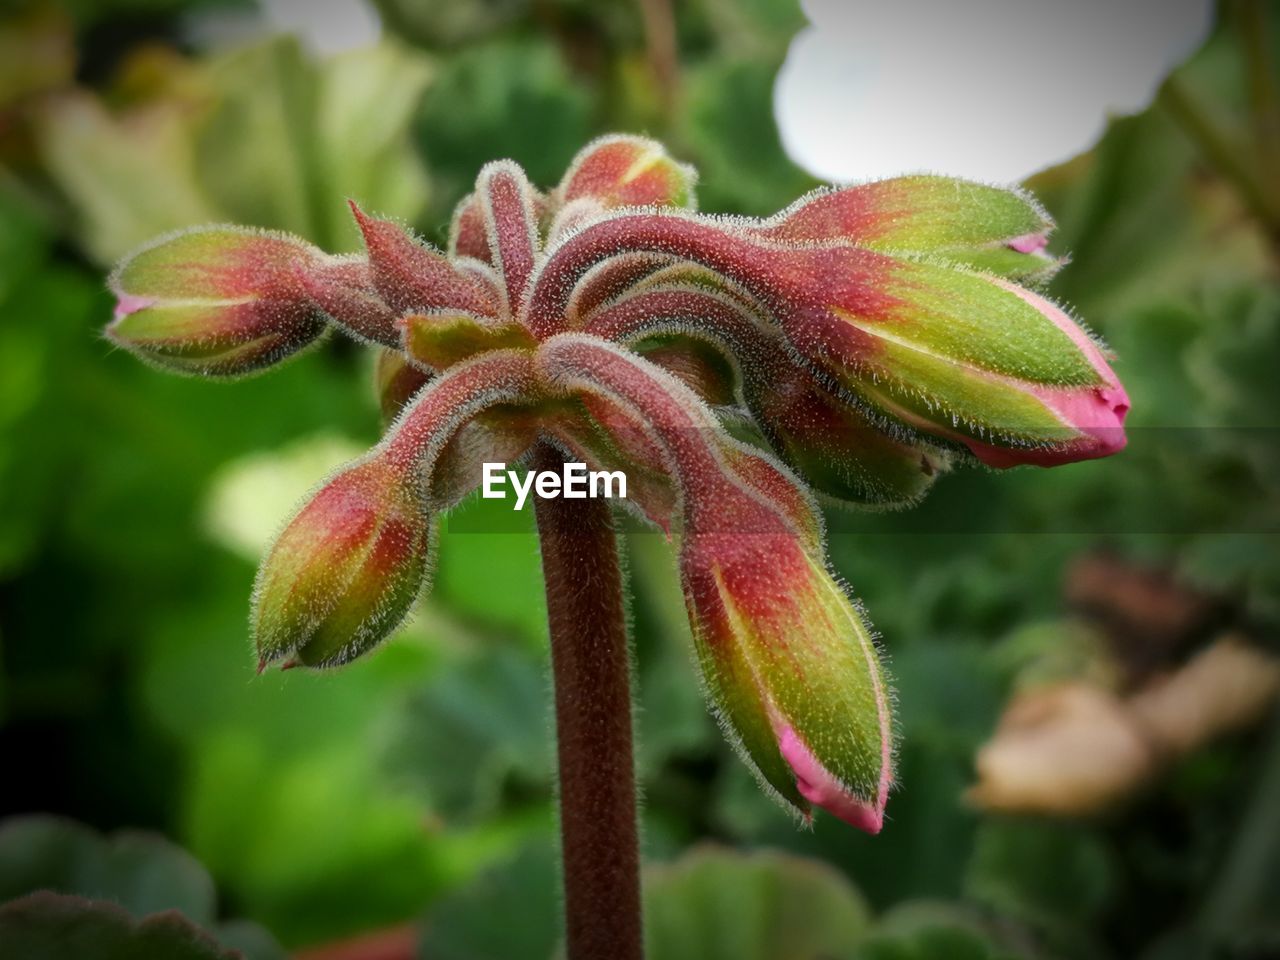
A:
252 454 433 669
770 251 1129 467
107 226 328 376
534 212 1128 467
681 521 894 832
556 135 697 211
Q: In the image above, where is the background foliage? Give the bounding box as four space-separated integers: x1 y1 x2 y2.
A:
0 0 1277 957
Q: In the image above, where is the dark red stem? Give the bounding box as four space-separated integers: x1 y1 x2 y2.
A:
533 443 643 960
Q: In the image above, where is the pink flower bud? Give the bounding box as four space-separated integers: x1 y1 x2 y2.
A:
678 503 894 831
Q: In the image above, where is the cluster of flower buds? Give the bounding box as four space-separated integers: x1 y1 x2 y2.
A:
107 135 1129 831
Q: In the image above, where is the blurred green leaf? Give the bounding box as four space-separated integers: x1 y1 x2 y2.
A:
644 845 871 960
0 892 235 960
34 90 221 263
420 842 874 960
373 0 532 48
197 37 434 251
627 532 717 780
0 816 213 922
58 0 250 27
697 0 805 57
435 495 548 646
194 38 324 244
416 37 591 210
1031 18 1274 325
0 816 285 960
383 645 553 821
964 819 1115 958
0 6 74 106
36 36 433 261
418 839 561 960
678 56 818 216
0 185 49 303
853 902 1019 960
312 42 434 249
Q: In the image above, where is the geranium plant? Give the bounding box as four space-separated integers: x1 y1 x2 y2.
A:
106 135 1128 959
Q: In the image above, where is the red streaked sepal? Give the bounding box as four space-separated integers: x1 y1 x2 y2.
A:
564 252 674 327
107 226 328 377
757 175 1060 284
450 186 552 266
252 452 434 669
556 134 697 212
348 201 499 318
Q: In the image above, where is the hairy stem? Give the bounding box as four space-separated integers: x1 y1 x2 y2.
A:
533 443 643 960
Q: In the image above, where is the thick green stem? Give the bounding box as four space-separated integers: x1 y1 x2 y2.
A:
533 444 643 960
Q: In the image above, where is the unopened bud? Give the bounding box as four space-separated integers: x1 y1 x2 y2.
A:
253 454 433 669
681 516 894 832
107 226 328 376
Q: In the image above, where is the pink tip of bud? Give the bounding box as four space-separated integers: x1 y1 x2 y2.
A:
113 294 157 322
280 658 302 672
777 725 887 834
969 383 1130 468
256 658 268 676
1006 232 1049 255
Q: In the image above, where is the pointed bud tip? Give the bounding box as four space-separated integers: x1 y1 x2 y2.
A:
112 293 156 322
252 456 433 671
1006 232 1049 255
348 200 376 236
777 725 888 834
970 383 1130 468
